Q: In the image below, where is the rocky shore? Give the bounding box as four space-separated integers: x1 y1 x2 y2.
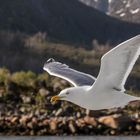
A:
0 69 140 135
1 105 140 135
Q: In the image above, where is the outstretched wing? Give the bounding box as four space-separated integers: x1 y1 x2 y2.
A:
90 35 140 92
43 58 96 87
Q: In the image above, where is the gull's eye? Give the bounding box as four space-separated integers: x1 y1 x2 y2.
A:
66 92 69 95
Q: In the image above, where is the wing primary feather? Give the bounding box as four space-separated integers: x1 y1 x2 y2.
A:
90 35 140 93
43 59 96 87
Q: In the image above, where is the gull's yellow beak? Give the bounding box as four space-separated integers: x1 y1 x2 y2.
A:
50 95 64 103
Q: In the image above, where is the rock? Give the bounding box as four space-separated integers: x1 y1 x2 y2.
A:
27 122 33 129
21 95 31 103
53 82 61 92
37 80 46 88
110 130 116 135
84 116 97 126
62 117 67 124
60 80 69 86
6 81 18 92
136 124 140 131
32 117 38 124
43 119 49 125
63 106 74 116
55 108 63 116
49 119 57 131
11 117 18 123
76 118 85 127
129 113 139 120
127 100 140 109
0 89 5 97
19 107 26 113
98 114 135 130
69 120 76 133
76 112 81 118
39 88 49 97
5 116 12 121
19 115 30 125
98 115 118 129
116 115 135 130
0 103 5 113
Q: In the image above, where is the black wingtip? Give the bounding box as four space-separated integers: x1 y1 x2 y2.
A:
46 58 55 63
44 58 55 69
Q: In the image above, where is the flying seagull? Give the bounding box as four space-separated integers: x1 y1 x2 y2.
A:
43 35 140 110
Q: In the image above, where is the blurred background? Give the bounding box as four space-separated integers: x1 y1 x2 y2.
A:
0 0 140 136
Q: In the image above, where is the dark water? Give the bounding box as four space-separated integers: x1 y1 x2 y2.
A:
0 136 140 140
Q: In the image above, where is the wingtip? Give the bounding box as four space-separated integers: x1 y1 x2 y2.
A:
44 58 55 65
43 58 55 70
47 58 55 63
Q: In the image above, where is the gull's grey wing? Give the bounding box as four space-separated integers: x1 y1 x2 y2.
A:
43 58 96 87
90 35 140 92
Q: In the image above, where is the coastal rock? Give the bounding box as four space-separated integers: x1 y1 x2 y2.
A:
19 115 30 125
127 100 140 109
11 116 18 123
76 118 85 127
98 115 118 129
32 117 38 124
53 82 61 92
42 119 49 125
21 96 31 103
98 114 135 130
49 119 57 131
55 108 63 116
63 106 74 116
116 115 135 130
136 124 140 131
84 116 97 126
39 88 49 97
69 120 76 133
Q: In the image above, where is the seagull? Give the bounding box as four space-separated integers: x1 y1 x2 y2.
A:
43 35 140 110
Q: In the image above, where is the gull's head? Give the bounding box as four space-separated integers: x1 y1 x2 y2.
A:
50 87 88 108
50 88 73 103
50 86 93 110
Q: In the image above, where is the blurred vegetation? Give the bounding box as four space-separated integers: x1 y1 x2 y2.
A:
0 31 101 73
11 71 36 87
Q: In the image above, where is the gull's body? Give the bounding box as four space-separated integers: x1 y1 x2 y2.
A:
43 35 140 110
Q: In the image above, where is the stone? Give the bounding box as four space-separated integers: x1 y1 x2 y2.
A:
19 115 29 125
98 115 118 129
27 122 33 129
69 121 76 133
76 118 85 127
136 124 140 131
76 112 81 118
42 119 49 125
53 82 61 92
98 114 135 130
49 120 57 131
11 117 18 123
39 88 49 97
127 100 140 109
55 108 63 116
116 115 135 130
21 95 31 103
84 116 97 126
32 117 37 124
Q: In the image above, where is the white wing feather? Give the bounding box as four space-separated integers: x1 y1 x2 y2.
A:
90 35 140 92
43 59 96 87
